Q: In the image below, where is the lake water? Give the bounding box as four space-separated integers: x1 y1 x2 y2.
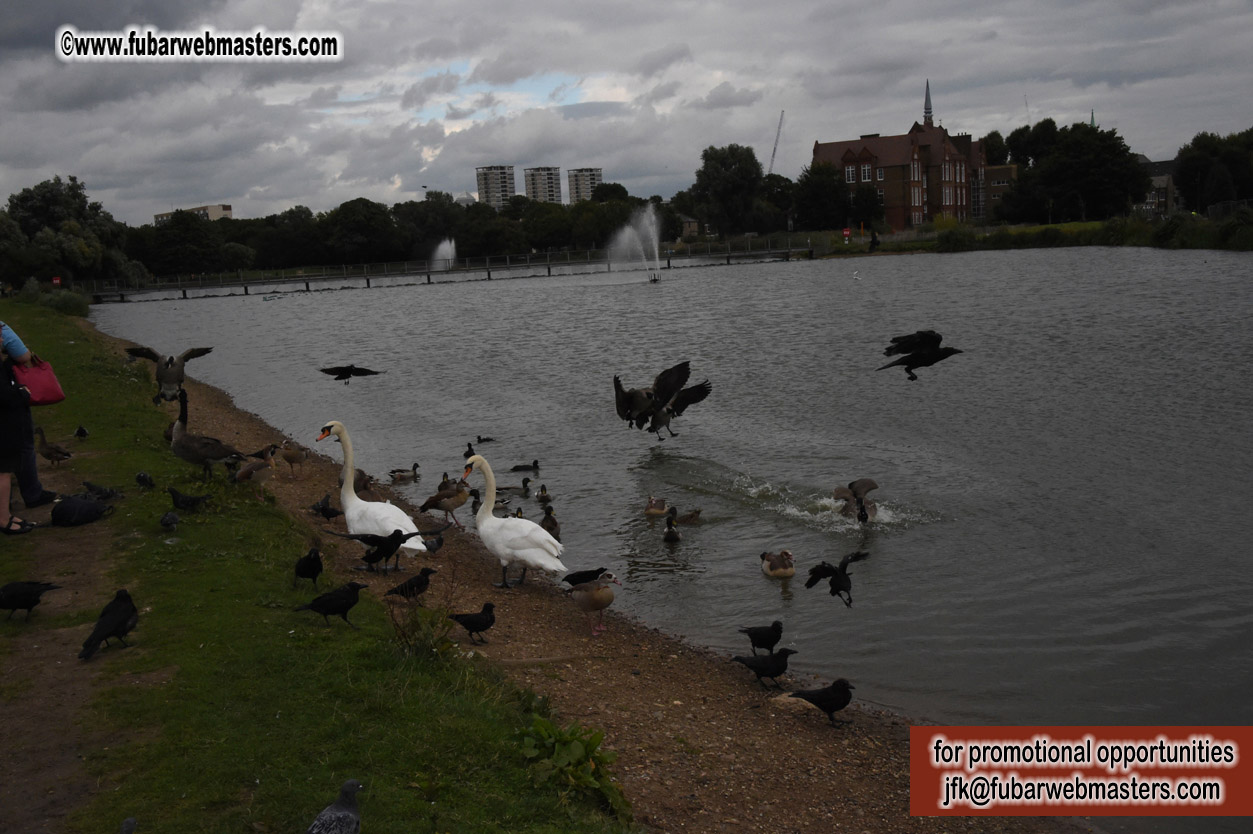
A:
92 248 1253 743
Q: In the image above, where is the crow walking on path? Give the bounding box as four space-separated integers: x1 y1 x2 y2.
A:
449 602 496 643
737 620 783 655
731 647 798 688
79 590 139 660
790 678 856 725
0 581 61 619
295 582 368 629
385 567 437 603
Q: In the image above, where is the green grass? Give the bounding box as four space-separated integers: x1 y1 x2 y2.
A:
0 300 631 833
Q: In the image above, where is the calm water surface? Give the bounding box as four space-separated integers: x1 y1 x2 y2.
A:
92 249 1253 739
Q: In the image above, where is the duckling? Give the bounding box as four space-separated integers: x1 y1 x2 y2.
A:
667 505 702 525
760 550 796 578
389 462 420 483
539 504 561 541
34 427 72 466
535 483 553 505
663 516 682 543
644 495 668 517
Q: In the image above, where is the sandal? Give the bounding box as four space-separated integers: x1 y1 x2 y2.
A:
1 517 35 535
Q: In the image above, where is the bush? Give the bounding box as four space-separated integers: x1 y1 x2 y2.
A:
13 281 91 316
518 715 632 823
934 227 977 252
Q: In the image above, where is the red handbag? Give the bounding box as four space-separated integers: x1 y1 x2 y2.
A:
13 356 66 406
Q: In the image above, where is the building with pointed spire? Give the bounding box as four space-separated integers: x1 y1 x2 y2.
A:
811 80 1000 230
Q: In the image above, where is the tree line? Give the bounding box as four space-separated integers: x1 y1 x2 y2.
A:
1 123 1249 285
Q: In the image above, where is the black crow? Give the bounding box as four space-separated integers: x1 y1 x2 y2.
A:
167 486 210 512
319 364 383 384
805 551 870 607
731 647 798 689
449 602 495 643
0 581 61 619
125 345 214 403
384 567 437 603
135 472 156 490
295 582 368 629
309 493 344 520
305 778 363 834
737 620 783 655
877 329 963 380
324 528 426 572
294 547 323 588
562 567 607 587
790 678 856 726
79 590 139 660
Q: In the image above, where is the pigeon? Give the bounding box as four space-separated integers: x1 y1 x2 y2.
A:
305 778 363 834
0 581 61 619
294 547 324 588
135 472 156 490
74 425 89 439
877 330 963 381
159 511 179 532
449 602 495 644
738 620 783 655
789 678 856 726
319 364 383 384
167 486 210 512
124 345 214 403
79 590 139 660
310 493 344 520
384 567 437 603
805 551 870 607
119 818 137 834
295 582 368 628
83 481 124 501
731 647 798 688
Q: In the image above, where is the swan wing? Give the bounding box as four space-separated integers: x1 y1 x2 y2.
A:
345 500 427 552
480 516 565 571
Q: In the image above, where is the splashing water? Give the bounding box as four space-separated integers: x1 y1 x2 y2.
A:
432 238 456 270
607 204 661 273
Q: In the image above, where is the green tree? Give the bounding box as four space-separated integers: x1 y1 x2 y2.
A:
591 182 630 202
521 201 572 252
792 162 848 231
1174 127 1253 212
849 185 885 228
321 198 404 263
147 210 225 275
982 130 1008 166
690 144 763 237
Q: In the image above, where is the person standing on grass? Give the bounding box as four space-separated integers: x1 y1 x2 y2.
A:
0 333 36 533
1 320 57 514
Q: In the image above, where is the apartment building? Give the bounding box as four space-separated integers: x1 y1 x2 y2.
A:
567 168 603 204
475 165 516 211
524 167 563 204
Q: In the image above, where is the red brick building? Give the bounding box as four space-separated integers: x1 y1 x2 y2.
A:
812 81 990 231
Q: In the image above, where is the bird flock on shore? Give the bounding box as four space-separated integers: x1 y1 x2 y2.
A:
5 325 964 827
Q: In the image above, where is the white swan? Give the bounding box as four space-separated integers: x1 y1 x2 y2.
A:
463 454 566 587
316 421 426 553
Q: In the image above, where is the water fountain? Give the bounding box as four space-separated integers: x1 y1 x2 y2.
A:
608 204 662 281
431 238 456 271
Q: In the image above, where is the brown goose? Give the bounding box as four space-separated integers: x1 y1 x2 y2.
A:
170 389 245 479
34 427 72 466
644 495 668 517
570 571 620 635
278 440 309 478
760 550 796 578
419 478 470 529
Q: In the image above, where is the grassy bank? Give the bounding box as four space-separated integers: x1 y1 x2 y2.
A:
0 301 629 833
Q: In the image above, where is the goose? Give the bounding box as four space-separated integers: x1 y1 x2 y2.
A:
760 550 796 578
389 462 420 483
570 571 620 635
497 476 531 497
124 345 213 403
234 444 276 499
315 420 426 553
832 478 878 522
539 504 561 541
667 505 702 525
644 496 668 517
34 427 73 466
170 389 245 479
463 454 566 588
535 483 553 505
646 375 712 440
663 516 682 543
278 440 309 478
420 478 470 529
613 360 691 429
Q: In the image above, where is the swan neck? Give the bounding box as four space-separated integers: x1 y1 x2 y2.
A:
476 458 497 523
338 427 357 507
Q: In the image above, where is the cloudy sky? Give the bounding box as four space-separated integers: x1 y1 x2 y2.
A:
2 0 1249 227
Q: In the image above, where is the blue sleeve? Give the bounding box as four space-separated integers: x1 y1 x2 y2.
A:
0 321 29 358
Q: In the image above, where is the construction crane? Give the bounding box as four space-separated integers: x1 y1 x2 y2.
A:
767 110 784 176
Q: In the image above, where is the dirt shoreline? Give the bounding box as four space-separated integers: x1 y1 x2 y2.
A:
6 319 1098 834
